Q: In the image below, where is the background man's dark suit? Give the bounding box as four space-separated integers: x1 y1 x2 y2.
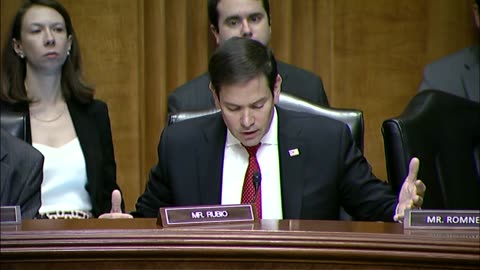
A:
1 129 43 219
1 99 123 217
168 61 329 113
419 45 479 103
134 107 397 221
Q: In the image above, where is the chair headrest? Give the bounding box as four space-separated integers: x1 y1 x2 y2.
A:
0 110 28 142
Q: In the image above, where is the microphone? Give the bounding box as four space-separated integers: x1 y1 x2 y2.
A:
251 171 262 203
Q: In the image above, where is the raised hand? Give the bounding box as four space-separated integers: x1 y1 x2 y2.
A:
98 190 133 219
394 157 426 222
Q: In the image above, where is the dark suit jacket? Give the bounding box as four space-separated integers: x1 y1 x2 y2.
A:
419 45 479 103
168 61 329 113
134 107 397 221
1 99 122 217
1 129 43 219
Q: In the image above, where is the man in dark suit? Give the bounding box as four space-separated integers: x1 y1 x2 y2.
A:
103 37 425 222
418 0 479 103
0 129 43 219
167 0 329 114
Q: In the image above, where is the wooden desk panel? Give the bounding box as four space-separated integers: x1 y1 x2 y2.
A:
1 219 479 269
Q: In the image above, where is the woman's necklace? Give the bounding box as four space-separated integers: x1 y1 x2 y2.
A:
31 103 67 123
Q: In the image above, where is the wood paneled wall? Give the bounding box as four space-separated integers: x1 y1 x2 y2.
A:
1 0 477 211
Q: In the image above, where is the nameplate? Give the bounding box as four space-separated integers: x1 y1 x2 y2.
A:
0 206 22 225
157 204 257 227
404 209 480 229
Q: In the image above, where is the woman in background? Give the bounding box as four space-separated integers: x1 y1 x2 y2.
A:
0 0 123 218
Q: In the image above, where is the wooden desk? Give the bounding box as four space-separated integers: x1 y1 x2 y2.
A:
1 219 479 269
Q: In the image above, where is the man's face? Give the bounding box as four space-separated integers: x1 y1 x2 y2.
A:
212 0 271 46
212 74 281 147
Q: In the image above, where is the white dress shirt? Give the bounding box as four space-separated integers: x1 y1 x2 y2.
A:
221 108 283 219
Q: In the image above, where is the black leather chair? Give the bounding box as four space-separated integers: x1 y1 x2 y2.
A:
382 90 480 210
168 92 364 220
169 92 364 152
279 92 364 152
0 110 29 142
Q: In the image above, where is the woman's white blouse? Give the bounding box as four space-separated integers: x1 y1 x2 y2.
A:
34 138 92 214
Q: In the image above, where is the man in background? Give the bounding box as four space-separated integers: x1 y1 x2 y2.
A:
168 0 329 114
418 0 479 103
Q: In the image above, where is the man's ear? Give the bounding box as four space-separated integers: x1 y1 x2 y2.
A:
273 74 282 104
210 24 221 45
209 82 221 109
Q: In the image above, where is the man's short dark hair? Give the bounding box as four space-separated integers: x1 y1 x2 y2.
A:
209 37 278 97
208 0 271 32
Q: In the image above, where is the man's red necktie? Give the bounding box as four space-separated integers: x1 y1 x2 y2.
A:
241 143 262 218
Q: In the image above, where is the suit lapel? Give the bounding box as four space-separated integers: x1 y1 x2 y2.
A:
463 64 480 103
277 108 305 219
462 46 480 103
0 162 12 199
67 101 96 192
0 136 7 161
0 140 12 197
196 113 226 205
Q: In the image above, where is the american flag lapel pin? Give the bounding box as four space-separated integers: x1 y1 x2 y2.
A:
288 148 300 157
